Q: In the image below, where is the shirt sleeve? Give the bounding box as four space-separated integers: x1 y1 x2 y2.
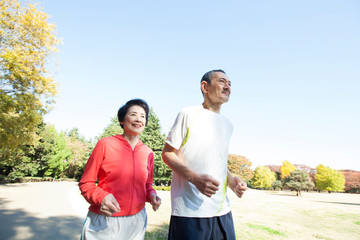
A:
78 139 110 206
165 109 189 150
146 152 157 201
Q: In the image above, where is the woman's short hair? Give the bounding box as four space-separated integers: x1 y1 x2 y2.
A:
117 99 149 128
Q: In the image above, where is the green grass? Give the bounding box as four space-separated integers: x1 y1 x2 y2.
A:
246 223 286 237
354 221 360 225
145 224 168 240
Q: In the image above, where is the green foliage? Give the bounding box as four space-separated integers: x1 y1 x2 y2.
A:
0 0 60 159
64 127 91 179
271 180 283 191
44 131 72 178
153 185 171 191
140 108 171 186
251 166 277 189
228 154 254 181
283 169 314 196
315 164 345 193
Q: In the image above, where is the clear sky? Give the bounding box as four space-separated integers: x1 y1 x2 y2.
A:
39 0 360 171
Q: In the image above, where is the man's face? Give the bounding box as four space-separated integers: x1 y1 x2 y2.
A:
205 71 231 104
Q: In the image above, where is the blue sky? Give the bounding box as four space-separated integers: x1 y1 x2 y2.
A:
40 0 360 171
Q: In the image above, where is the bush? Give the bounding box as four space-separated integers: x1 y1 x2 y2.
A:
154 186 171 191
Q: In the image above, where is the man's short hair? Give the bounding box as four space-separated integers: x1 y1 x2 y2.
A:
117 99 149 128
200 69 226 84
200 69 226 94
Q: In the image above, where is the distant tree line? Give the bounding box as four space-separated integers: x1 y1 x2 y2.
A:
236 160 359 195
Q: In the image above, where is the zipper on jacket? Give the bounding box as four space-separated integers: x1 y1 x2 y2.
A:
130 149 135 213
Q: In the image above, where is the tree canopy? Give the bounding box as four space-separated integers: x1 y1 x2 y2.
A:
0 0 60 159
251 166 276 189
228 154 253 182
283 169 314 196
280 160 296 179
315 164 345 193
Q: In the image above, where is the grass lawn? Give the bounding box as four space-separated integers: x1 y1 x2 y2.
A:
145 189 360 240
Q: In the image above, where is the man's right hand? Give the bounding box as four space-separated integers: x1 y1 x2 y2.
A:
191 173 220 197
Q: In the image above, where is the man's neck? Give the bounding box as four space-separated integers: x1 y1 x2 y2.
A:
202 102 222 113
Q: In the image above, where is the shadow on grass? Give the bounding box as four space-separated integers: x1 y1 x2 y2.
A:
314 201 360 206
0 198 82 240
145 223 169 240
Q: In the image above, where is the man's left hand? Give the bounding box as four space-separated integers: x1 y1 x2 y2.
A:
228 175 247 198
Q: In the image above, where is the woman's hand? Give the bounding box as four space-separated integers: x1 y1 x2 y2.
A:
149 193 161 211
100 194 121 216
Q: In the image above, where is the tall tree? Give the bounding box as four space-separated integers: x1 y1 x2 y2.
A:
64 127 90 179
251 166 276 189
315 165 345 193
280 160 296 179
140 108 171 185
44 132 72 179
0 0 60 159
227 154 254 182
283 169 314 196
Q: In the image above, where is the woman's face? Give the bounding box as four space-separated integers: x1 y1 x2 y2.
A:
121 105 146 137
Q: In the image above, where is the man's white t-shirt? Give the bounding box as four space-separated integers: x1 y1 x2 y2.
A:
166 105 233 217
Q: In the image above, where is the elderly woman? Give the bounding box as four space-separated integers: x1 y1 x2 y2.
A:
79 99 161 240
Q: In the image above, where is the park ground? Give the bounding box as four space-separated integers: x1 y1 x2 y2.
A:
0 182 359 240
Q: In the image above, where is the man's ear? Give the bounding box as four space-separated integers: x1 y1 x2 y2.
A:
200 81 208 94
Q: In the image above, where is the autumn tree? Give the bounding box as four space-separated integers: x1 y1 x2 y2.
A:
283 169 314 196
315 165 345 193
227 154 253 182
251 166 276 189
0 0 60 160
280 160 296 179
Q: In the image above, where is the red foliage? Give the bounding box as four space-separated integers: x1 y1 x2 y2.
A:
339 170 360 193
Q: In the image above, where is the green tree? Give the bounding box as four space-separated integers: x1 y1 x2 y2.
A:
271 180 282 191
251 166 276 189
0 0 60 160
97 116 123 139
23 123 58 177
1 122 57 181
140 108 170 186
64 127 90 179
280 160 296 179
228 154 254 182
44 131 72 179
315 165 345 193
283 169 314 196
